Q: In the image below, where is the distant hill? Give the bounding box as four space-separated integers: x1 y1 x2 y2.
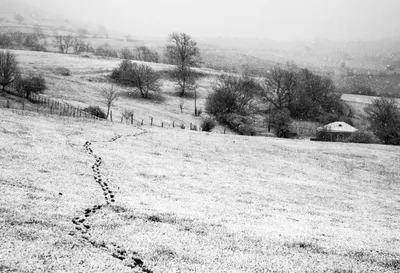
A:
0 0 121 37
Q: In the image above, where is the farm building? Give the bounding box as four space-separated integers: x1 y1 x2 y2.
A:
316 121 358 142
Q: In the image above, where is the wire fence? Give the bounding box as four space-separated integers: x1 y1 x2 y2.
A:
0 91 228 133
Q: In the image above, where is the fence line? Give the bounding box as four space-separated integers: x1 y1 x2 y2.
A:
1 92 318 136
0 91 225 133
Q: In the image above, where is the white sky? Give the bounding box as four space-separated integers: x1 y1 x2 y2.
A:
26 0 400 41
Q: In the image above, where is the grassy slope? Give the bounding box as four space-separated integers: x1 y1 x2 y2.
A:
0 108 399 272
9 49 222 130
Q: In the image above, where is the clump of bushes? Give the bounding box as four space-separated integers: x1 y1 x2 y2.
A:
16 74 47 99
111 60 162 99
346 130 376 144
271 109 292 138
84 106 106 119
225 114 257 136
54 67 71 76
205 75 259 136
201 117 216 132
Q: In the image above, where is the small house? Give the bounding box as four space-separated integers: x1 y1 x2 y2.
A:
316 121 358 142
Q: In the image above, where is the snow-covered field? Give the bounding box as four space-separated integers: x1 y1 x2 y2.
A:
1 108 399 272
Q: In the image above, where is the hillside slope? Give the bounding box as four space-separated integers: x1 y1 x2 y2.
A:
10 49 221 131
0 108 399 272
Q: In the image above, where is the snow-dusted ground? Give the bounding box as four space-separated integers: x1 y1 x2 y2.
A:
1 108 399 272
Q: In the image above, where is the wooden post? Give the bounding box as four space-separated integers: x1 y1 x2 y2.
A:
141 119 143 125
110 110 113 121
131 114 133 125
6 99 9 108
224 128 226 134
50 106 53 114
121 116 123 123
173 121 175 128
22 100 25 110
161 122 163 128
150 117 153 126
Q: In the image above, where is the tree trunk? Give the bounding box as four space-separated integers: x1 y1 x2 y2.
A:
106 107 110 120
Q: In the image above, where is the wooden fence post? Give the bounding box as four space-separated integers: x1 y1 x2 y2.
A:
131 114 133 125
224 128 226 134
173 121 175 128
6 99 9 108
22 100 25 110
150 117 153 126
141 119 143 125
110 110 113 122
161 122 163 128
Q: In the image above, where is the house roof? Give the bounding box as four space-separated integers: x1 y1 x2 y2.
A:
317 122 358 133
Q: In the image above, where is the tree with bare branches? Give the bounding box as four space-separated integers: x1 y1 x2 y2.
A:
100 85 119 119
134 46 159 63
164 32 200 96
112 60 162 99
53 34 75 54
14 13 24 24
0 50 20 92
261 67 298 111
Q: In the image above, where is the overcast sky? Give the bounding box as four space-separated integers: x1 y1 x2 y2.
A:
26 0 400 41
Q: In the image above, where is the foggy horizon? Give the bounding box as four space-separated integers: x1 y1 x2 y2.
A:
11 0 400 42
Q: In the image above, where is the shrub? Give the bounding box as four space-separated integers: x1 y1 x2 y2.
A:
0 34 12 48
95 43 118 58
54 67 71 76
365 97 400 145
201 117 216 132
111 60 161 99
206 75 258 118
84 106 106 119
238 124 257 136
346 130 376 144
80 52 94 58
225 113 257 136
17 74 47 99
272 109 292 138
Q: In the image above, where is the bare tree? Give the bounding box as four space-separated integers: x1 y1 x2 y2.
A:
164 32 200 96
261 67 297 111
170 65 198 96
33 24 45 39
53 34 75 54
0 50 20 92
14 13 24 24
77 28 89 38
100 85 120 119
134 46 159 63
119 47 133 59
117 62 162 99
121 109 134 123
365 97 400 145
72 38 86 54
